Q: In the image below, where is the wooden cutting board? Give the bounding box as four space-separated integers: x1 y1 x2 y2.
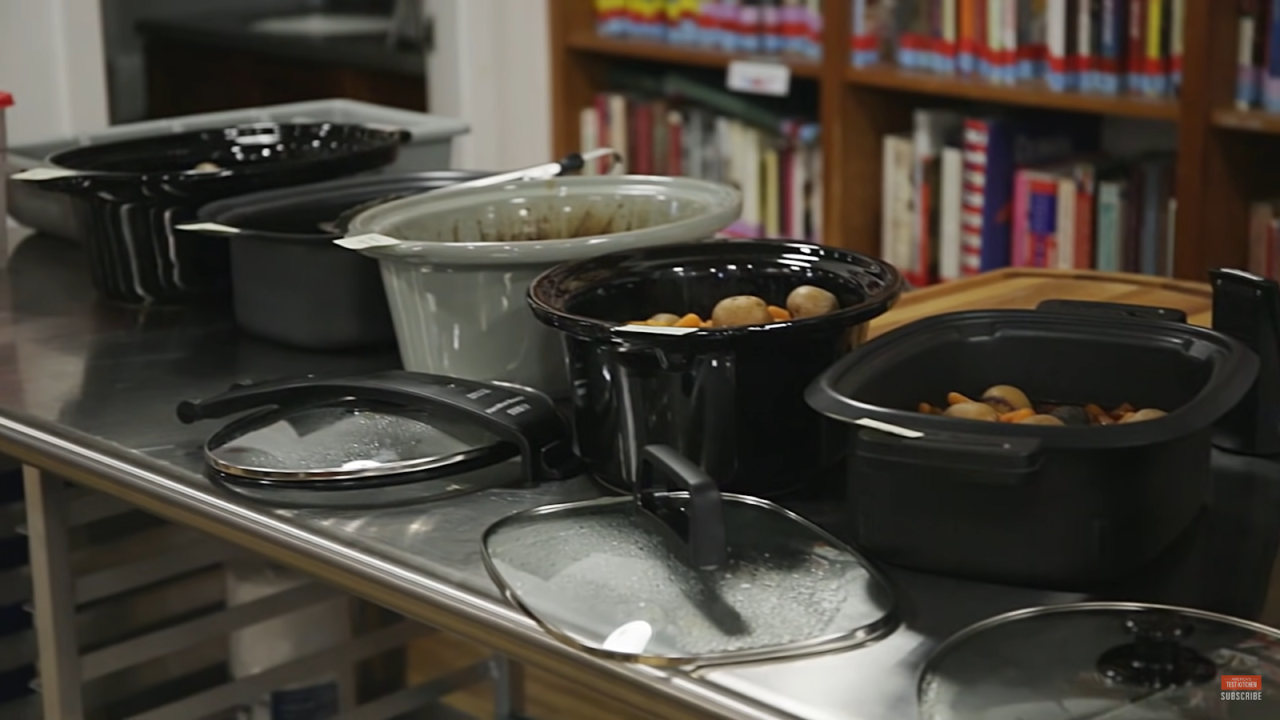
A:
869 268 1214 339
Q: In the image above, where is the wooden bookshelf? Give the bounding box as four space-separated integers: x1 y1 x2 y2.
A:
549 0 1257 281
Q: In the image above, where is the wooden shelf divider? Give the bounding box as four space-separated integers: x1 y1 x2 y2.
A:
846 66 1181 121
564 32 823 77
549 0 1266 281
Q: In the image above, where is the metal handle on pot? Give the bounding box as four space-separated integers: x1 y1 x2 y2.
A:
429 148 625 195
855 427 1043 483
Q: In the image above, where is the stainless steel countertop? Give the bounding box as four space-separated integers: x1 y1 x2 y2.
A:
1 233 1279 720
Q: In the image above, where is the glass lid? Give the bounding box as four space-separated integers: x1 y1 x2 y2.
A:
205 398 514 483
481 445 897 666
919 602 1280 720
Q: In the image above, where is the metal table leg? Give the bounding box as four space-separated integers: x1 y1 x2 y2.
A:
489 653 527 720
23 465 84 720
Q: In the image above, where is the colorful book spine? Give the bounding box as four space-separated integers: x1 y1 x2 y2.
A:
999 0 1020 83
804 0 824 59
1238 2 1263 109
1073 163 1096 270
1126 0 1146 93
1266 0 1280 111
1027 176 1059 268
962 119 990 273
1012 168 1032 267
939 0 959 75
1096 0 1125 95
761 0 783 52
1078 0 1097 92
1047 0 1075 91
1141 0 1166 97
1095 179 1125 272
597 0 631 36
851 0 882 67
738 0 763 52
1169 0 1185 91
977 0 996 79
1016 0 1048 81
958 0 979 75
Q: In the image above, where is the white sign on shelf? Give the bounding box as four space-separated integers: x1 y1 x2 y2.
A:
726 60 792 97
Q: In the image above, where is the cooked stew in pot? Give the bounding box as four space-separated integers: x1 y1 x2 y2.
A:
917 384 1167 426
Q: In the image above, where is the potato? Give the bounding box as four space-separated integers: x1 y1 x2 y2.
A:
711 295 772 327
647 313 681 326
786 285 839 319
982 385 1032 413
943 402 1000 422
1120 408 1167 423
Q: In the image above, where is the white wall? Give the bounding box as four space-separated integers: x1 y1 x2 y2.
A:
425 0 552 170
0 0 110 145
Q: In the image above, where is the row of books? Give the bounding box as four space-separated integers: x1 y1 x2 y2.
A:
881 109 1176 286
1235 2 1280 111
593 0 826 59
580 92 824 241
852 1 1185 99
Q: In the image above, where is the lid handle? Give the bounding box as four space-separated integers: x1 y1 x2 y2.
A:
1096 612 1217 689
636 445 728 571
1034 299 1188 324
1210 268 1280 456
176 371 583 484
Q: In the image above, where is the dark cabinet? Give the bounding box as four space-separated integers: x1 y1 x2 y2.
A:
143 38 427 119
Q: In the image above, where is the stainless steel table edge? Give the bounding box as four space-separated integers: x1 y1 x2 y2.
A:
0 407 802 720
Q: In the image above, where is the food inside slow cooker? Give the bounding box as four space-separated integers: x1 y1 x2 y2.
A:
918 384 1167 426
628 285 839 329
193 161 221 172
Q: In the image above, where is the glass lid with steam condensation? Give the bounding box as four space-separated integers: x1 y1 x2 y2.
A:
203 399 514 485
481 445 898 666
176 371 583 491
919 602 1280 720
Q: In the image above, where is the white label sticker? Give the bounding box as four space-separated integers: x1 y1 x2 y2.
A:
10 167 85 181
726 60 792 97
174 222 241 234
333 233 402 250
614 324 701 335
854 418 925 439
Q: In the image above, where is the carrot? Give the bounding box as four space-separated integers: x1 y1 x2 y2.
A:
674 313 704 328
999 408 1036 423
767 305 792 321
946 392 973 406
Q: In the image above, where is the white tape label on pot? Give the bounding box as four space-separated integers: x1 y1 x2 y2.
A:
10 167 86 181
175 222 242 234
614 324 701 336
854 418 925 439
333 233 402 250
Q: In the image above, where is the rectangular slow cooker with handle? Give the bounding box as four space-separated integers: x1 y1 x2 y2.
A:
805 299 1259 591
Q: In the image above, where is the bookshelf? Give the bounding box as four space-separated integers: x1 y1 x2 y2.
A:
548 0 1255 281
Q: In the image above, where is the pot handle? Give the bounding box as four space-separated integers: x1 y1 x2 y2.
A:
636 444 728 571
176 370 583 483
1035 299 1188 324
855 427 1043 483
